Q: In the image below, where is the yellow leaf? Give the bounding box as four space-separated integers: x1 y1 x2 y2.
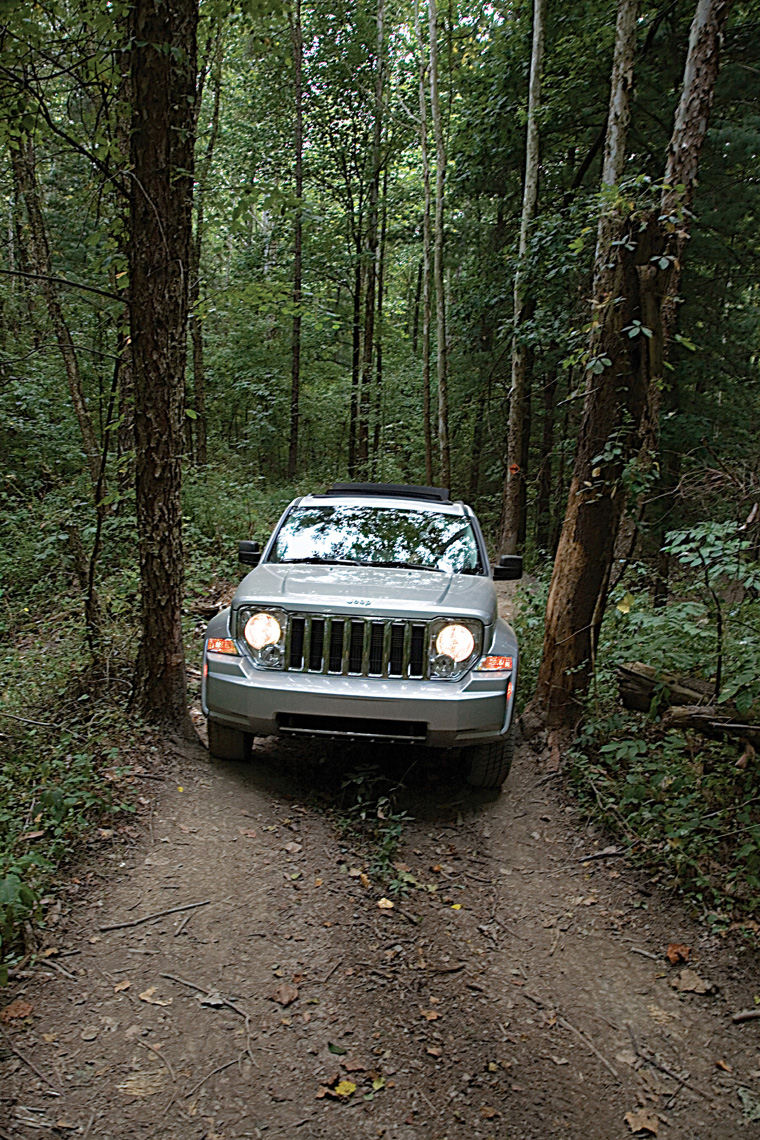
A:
377 898 394 910
451 903 462 910
616 591 634 614
334 1080 356 1098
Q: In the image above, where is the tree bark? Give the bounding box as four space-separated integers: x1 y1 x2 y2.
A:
500 0 546 554
531 0 733 733
427 0 449 488
129 0 198 733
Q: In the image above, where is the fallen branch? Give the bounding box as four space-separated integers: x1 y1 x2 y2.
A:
99 899 211 933
185 1056 239 1100
731 1008 760 1024
0 1025 61 1094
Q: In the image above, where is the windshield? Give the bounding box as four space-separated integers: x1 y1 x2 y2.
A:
270 504 483 574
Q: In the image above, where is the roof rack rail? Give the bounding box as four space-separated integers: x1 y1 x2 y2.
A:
324 482 451 504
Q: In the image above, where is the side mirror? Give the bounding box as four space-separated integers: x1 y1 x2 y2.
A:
493 554 522 581
238 540 261 566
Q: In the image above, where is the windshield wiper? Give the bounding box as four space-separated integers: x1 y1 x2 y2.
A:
369 559 444 572
280 556 363 566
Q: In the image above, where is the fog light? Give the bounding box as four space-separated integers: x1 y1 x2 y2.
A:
430 653 456 679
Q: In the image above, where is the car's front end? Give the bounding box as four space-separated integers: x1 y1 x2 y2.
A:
202 484 521 787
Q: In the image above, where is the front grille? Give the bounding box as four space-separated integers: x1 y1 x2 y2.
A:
286 615 427 678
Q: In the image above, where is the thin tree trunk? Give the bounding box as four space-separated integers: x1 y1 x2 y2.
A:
371 163 389 477
427 0 449 488
288 0 303 479
500 0 546 554
414 0 434 485
129 0 198 733
357 0 385 477
535 371 557 550
532 0 733 734
11 137 101 492
189 22 223 468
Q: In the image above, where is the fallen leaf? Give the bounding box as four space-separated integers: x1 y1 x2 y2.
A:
377 898 394 910
715 1059 732 1073
551 1056 569 1066
240 828 257 838
671 968 713 995
114 979 131 993
17 830 45 842
360 873 371 889
624 1108 659 1135
421 1009 440 1021
81 1026 99 1041
138 987 172 1007
334 1080 356 1098
271 982 299 1007
328 1041 348 1055
666 942 691 965
371 1076 386 1092
283 841 302 855
343 1059 367 1073
481 1106 499 1119
1 999 33 1023
427 1045 443 1057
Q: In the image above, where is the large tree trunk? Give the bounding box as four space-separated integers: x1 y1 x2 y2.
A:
500 0 546 554
531 0 732 733
129 0 198 733
287 0 303 479
427 0 450 488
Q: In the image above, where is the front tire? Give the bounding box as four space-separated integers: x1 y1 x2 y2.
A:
207 719 253 762
464 722 515 789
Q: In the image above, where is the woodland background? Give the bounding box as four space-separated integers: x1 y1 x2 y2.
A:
0 0 759 975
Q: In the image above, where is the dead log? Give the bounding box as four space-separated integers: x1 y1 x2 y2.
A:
662 706 760 750
617 661 712 713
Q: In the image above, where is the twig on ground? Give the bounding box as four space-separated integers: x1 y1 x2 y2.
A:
578 847 626 862
557 1015 619 1080
626 1022 713 1101
0 1026 61 1094
630 947 660 961
732 1008 760 1023
184 1056 239 1100
99 899 211 933
315 959 343 984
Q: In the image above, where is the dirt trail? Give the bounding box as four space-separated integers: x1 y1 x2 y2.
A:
2 592 760 1138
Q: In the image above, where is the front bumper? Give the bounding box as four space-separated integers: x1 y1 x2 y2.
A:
202 649 515 747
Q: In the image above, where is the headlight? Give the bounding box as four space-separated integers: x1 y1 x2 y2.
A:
244 612 281 650
435 623 475 662
237 607 287 669
429 619 481 680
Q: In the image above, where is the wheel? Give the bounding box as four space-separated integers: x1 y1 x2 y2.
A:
207 718 253 762
464 722 515 789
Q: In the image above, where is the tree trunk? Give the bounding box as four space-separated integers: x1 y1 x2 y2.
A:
427 0 449 488
11 137 101 492
287 0 303 479
500 0 546 554
129 0 198 733
531 0 732 733
414 0 434 485
535 371 557 550
189 22 223 469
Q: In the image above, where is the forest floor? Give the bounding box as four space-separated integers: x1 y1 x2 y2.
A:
2 591 760 1140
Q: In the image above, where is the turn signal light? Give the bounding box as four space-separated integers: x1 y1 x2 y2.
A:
207 638 238 655
477 656 513 671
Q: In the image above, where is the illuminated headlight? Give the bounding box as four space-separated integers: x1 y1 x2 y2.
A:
237 607 287 669
435 623 475 662
428 619 481 680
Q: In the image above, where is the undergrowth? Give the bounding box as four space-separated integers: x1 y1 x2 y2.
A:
513 551 760 934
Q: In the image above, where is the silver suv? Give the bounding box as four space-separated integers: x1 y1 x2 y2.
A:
202 483 521 788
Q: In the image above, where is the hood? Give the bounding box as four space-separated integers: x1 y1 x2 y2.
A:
232 563 497 624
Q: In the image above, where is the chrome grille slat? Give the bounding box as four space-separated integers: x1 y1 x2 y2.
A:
284 614 427 679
